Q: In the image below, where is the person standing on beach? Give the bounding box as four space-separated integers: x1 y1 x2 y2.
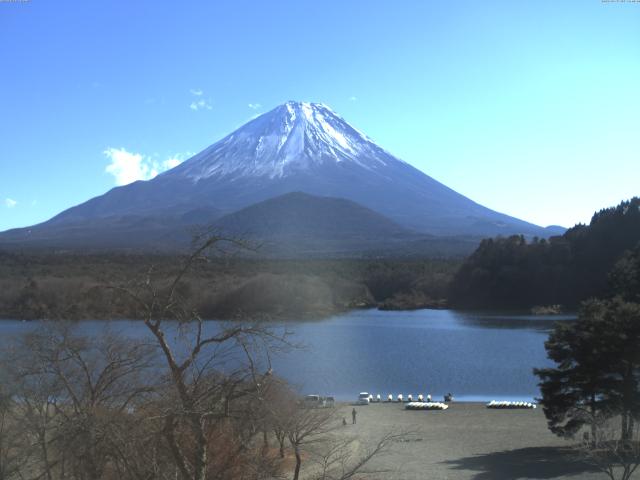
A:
352 408 357 424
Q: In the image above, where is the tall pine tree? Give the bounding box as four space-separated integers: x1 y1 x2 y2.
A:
535 298 640 442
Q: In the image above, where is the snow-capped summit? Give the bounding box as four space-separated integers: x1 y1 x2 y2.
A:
169 101 401 180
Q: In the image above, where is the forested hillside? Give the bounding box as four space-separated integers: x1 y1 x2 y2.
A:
450 198 640 309
0 253 458 320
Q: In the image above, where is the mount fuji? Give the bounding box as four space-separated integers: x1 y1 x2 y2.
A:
0 101 562 253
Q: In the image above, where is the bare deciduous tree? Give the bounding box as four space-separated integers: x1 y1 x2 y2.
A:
577 415 640 480
285 404 336 480
111 234 289 480
308 430 407 480
4 322 157 480
0 388 26 480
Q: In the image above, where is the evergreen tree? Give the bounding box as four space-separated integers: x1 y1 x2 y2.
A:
451 197 640 309
588 299 640 442
609 245 640 303
535 298 640 442
534 304 612 439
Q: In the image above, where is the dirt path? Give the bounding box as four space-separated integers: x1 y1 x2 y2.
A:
329 402 607 480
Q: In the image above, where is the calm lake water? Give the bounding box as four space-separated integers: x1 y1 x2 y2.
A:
0 309 574 403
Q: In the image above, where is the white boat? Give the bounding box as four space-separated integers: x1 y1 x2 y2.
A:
405 402 449 411
486 400 536 409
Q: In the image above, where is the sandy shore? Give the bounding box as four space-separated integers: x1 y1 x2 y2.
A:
327 402 606 480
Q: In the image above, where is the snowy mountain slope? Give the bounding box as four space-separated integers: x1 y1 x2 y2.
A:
170 102 401 180
0 101 560 251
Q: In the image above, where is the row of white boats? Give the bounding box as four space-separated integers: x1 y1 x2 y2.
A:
405 402 449 410
358 392 443 404
357 393 537 410
486 400 537 409
406 400 537 411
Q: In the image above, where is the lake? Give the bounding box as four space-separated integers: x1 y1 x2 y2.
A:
0 309 574 403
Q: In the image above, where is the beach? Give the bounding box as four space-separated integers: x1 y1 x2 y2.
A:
328 402 605 480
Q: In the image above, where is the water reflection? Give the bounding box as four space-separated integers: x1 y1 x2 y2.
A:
450 311 576 331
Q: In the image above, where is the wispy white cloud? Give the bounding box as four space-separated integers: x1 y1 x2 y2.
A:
4 198 17 208
349 96 357 102
248 103 262 110
190 99 213 111
162 157 183 170
189 89 212 110
104 148 154 186
104 148 188 186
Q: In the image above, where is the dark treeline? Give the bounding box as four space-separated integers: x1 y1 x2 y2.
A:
450 197 640 309
0 252 460 320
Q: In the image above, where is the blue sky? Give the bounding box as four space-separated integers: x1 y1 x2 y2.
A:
1 0 639 231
